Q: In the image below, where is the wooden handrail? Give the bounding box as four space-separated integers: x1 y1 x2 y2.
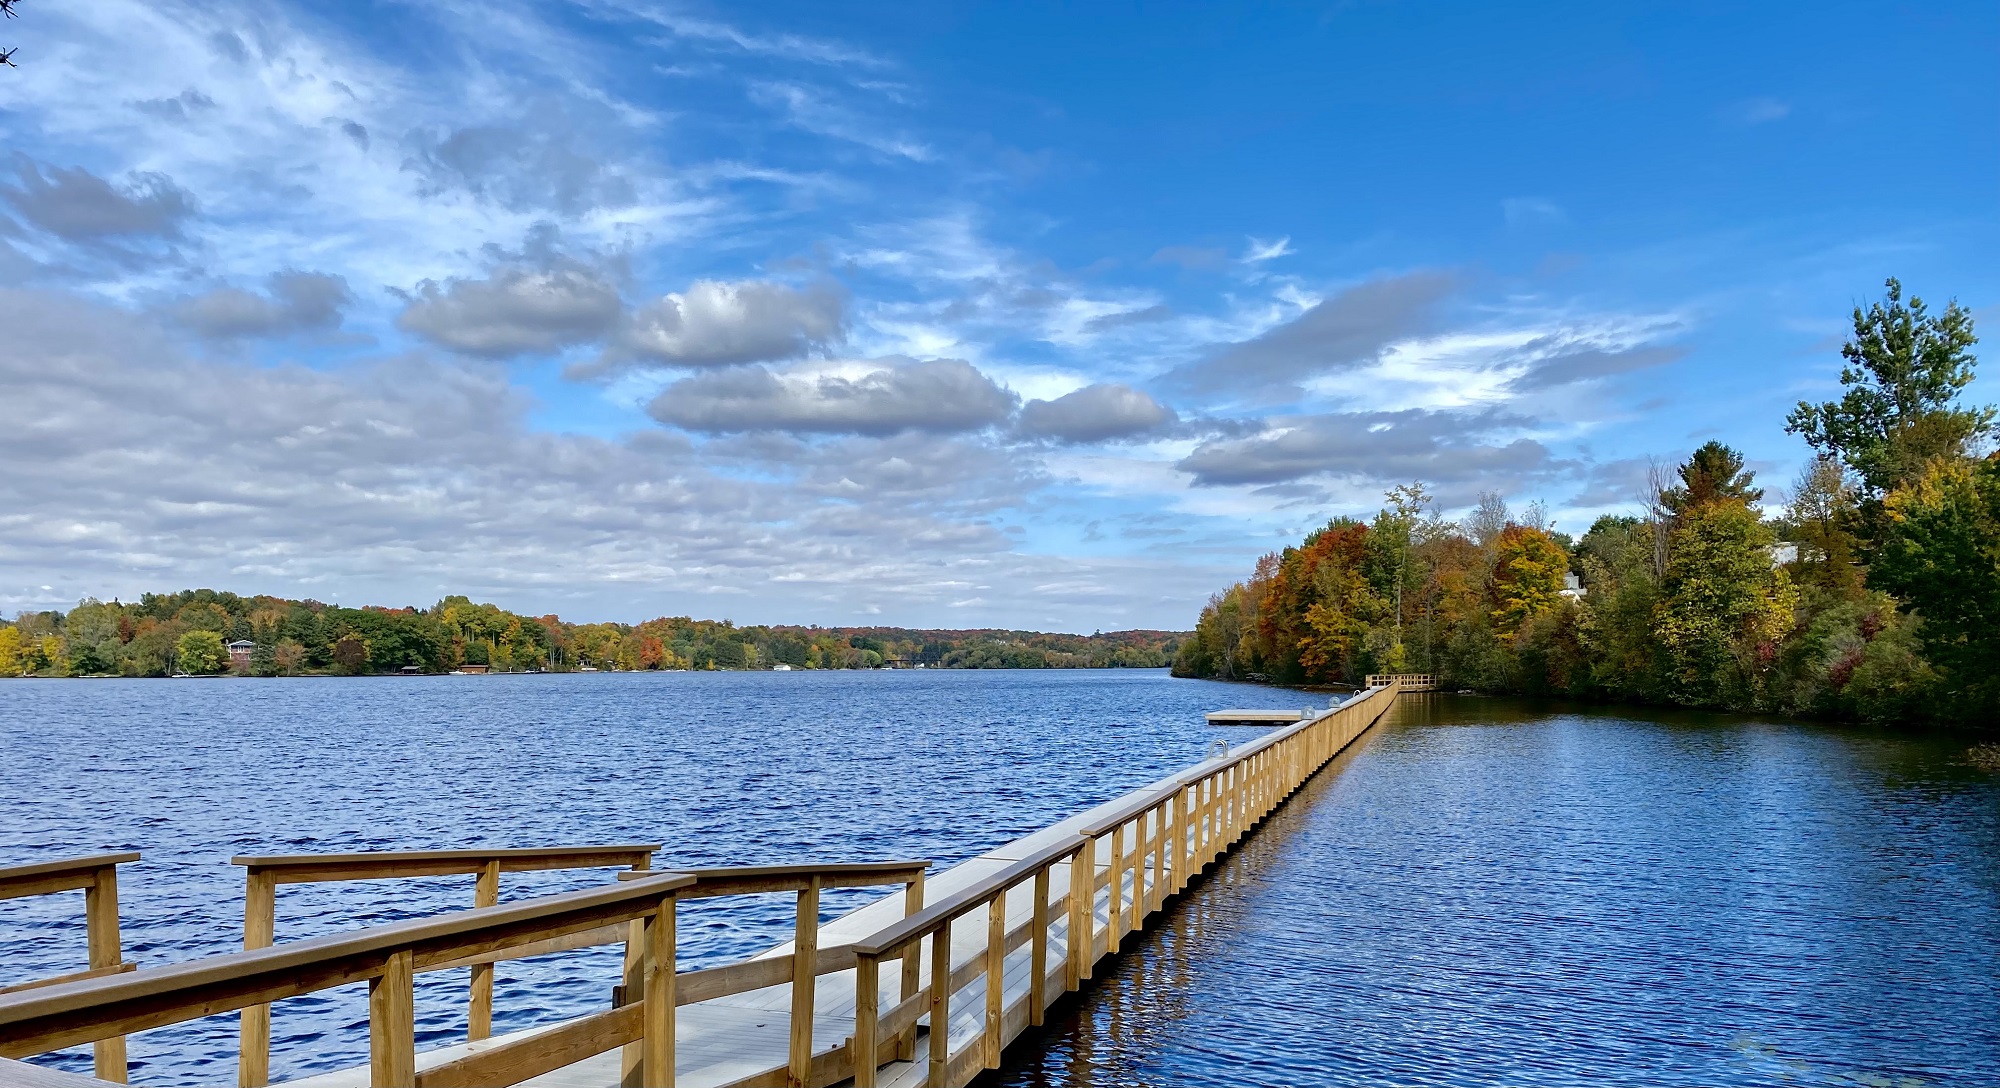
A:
849 837 1084 960
616 859 928 898
232 843 662 1084
231 843 661 882
0 853 139 1083
0 873 694 1087
0 855 141 902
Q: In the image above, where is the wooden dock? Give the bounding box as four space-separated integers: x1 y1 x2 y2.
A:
1203 708 1312 725
0 681 1411 1088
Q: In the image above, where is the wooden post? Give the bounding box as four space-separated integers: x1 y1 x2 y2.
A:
1149 801 1168 915
468 858 501 1042
1107 823 1125 947
1067 844 1091 987
853 954 881 1088
643 895 676 1088
788 876 822 1088
1126 818 1144 936
926 927 950 1088
620 854 656 1087
238 868 276 1088
83 863 128 1084
1029 866 1050 1027
368 950 415 1088
1176 785 1194 893
897 874 925 1062
983 891 1005 1069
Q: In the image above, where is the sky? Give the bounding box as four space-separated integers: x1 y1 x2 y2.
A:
1 1 1996 631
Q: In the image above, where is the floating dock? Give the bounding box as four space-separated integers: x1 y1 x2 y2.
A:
0 681 1414 1088
1204 708 1311 724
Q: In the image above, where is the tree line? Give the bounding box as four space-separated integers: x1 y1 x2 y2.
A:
1175 279 2000 727
0 592 1182 677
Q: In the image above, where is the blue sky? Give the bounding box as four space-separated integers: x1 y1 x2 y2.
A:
1 1 1995 629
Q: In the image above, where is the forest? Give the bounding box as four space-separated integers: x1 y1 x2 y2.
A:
0 594 1182 678
1174 279 2000 727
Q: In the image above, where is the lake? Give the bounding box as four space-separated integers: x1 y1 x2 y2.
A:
3 672 1997 1085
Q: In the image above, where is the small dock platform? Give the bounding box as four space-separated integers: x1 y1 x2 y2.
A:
1204 708 1312 725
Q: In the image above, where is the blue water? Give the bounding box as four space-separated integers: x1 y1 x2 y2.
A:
0 669 1302 1084
5 677 1998 1086
1001 694 2000 1087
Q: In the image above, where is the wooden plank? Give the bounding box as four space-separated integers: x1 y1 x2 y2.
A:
368 950 414 1088
414 1005 640 1088
1066 846 1089 988
0 1057 116 1087
675 956 791 1006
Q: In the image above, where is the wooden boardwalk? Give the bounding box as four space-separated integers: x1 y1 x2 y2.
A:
0 682 1407 1088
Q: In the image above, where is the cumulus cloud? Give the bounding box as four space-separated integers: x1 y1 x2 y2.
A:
170 270 352 339
1018 384 1176 444
648 358 1015 436
596 279 845 372
1176 408 1554 491
1178 270 1457 391
397 230 624 359
0 156 196 240
0 288 1216 629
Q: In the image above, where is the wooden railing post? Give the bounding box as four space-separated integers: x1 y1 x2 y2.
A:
983 889 1005 1069
853 953 880 1088
1067 842 1091 987
1029 866 1050 1027
1107 823 1125 948
82 863 128 1084
897 874 924 1062
788 876 821 1088
238 868 275 1088
368 950 415 1088
643 894 676 1088
1125 818 1143 935
926 927 950 1088
1149 800 1168 914
468 857 501 1042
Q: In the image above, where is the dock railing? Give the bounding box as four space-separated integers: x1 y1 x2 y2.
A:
843 681 1401 1088
0 853 140 1083
0 873 697 1088
2 857 931 1088
1365 673 1436 692
232 844 661 1086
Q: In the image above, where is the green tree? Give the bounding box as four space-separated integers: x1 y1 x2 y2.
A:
1489 525 1568 636
1787 278 1988 497
1653 503 1795 706
176 630 229 675
1661 441 1764 518
1867 457 2000 716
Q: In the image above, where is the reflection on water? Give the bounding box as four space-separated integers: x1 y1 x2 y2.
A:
999 696 2000 1088
0 669 1299 1084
